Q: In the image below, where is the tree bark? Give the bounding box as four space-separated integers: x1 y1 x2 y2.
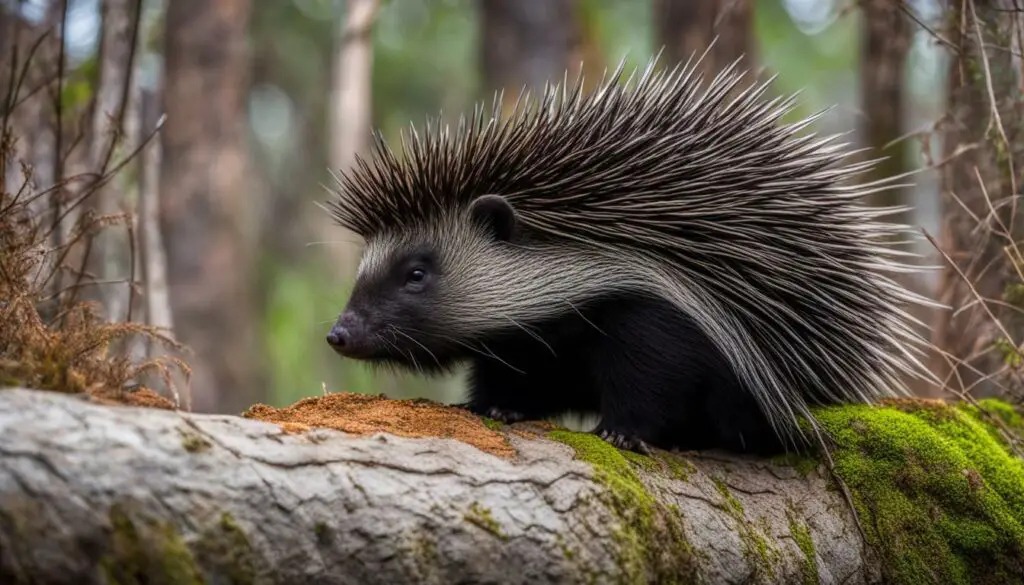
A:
138 88 173 345
160 0 260 414
859 0 911 217
478 0 581 112
84 0 141 324
0 387 881 585
931 0 1024 398
652 0 754 74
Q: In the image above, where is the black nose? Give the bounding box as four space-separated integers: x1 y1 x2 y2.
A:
326 327 349 348
327 311 366 356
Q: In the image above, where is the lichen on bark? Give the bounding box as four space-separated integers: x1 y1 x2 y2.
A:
547 430 699 584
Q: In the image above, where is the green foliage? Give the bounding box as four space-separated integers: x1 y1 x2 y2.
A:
59 56 96 112
581 0 652 72
262 263 375 405
373 0 478 138
753 0 859 124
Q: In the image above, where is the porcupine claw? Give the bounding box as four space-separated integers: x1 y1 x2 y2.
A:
597 428 654 456
452 401 528 424
483 407 528 424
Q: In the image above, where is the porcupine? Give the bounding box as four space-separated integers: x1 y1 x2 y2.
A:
323 54 937 456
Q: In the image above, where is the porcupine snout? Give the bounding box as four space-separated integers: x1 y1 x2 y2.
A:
326 310 373 358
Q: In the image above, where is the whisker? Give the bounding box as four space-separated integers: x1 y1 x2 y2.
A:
478 341 525 374
501 313 556 356
401 326 525 375
390 326 444 370
561 297 607 336
386 326 423 374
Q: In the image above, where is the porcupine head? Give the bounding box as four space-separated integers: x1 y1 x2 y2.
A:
325 190 595 373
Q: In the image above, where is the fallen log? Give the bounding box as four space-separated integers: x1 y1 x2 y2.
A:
0 387 1022 584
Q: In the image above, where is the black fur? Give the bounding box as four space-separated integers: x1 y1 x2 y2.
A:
461 293 786 456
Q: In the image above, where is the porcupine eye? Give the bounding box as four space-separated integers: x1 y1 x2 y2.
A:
403 266 429 293
406 268 426 284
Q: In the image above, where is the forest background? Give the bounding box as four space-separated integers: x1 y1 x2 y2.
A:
4 0 1015 418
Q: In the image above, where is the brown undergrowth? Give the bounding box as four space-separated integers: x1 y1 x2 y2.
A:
0 158 186 411
243 392 516 458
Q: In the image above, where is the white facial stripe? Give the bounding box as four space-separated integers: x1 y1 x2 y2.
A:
357 232 400 281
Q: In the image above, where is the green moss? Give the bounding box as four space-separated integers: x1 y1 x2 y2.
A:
555 533 578 561
550 430 638 481
712 478 780 579
100 504 257 585
813 402 1024 584
622 450 661 473
464 501 507 541
179 431 211 453
548 430 697 584
193 512 256 585
712 478 742 516
409 532 439 570
657 452 695 482
618 449 695 482
480 416 505 431
100 503 203 585
787 512 819 585
971 398 1024 438
314 521 331 545
538 400 1024 584
771 452 819 477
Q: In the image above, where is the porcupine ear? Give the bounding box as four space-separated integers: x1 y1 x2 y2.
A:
468 194 517 242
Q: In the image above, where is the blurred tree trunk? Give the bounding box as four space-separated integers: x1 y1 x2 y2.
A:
138 87 174 349
932 0 1024 399
858 0 925 396
324 0 379 275
652 0 754 74
859 0 911 218
478 0 582 112
160 0 261 414
84 0 141 324
330 0 377 189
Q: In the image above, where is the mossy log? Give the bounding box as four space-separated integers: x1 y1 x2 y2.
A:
1 388 1023 584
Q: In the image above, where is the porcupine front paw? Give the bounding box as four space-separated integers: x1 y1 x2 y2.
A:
594 425 655 456
454 401 529 424
483 407 529 423
593 426 655 456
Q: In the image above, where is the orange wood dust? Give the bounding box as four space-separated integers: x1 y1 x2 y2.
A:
90 386 176 410
242 392 515 458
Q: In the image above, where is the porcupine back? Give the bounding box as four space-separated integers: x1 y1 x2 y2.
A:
329 53 940 448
